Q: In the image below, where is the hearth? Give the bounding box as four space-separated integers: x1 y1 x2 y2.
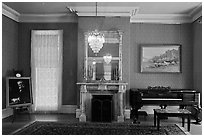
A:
92 95 113 122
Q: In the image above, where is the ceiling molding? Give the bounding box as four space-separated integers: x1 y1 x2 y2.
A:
2 3 20 22
189 3 202 22
73 6 138 17
19 14 78 23
2 3 202 24
77 12 130 17
130 14 192 24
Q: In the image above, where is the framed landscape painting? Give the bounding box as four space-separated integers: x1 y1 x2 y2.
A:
140 45 181 73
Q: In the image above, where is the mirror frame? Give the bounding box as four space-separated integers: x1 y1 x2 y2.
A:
84 30 123 82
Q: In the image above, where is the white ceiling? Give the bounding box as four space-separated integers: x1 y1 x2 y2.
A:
2 2 202 24
3 2 201 15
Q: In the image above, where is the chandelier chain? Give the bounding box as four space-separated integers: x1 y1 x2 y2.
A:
96 2 97 17
87 2 105 55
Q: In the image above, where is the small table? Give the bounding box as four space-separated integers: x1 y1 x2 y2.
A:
11 105 31 123
154 109 192 131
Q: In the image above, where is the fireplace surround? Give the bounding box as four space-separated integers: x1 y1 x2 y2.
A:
76 82 127 122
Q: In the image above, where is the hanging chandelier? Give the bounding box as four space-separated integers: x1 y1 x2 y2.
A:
103 54 112 64
88 2 105 55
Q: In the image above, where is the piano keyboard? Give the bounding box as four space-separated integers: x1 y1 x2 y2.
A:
142 98 182 101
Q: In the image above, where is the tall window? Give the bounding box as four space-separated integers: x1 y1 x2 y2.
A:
31 30 63 112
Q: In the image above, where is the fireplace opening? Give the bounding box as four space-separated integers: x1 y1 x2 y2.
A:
91 95 113 122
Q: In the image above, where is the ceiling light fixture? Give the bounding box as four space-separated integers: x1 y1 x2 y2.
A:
87 2 105 55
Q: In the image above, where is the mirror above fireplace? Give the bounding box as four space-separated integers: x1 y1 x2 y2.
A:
84 30 123 82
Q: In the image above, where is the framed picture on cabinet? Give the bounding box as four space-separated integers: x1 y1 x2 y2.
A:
140 44 181 73
6 77 33 107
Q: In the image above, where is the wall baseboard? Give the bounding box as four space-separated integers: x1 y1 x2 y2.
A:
2 105 78 119
59 105 78 114
2 105 178 119
2 108 13 119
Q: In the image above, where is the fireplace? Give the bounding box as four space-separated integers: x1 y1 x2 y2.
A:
76 82 127 122
92 95 113 122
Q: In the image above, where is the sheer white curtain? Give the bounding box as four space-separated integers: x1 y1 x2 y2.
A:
31 30 63 112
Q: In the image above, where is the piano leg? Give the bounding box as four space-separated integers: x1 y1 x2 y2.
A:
179 104 202 124
131 107 140 124
157 116 160 131
159 104 168 119
154 110 156 127
193 105 202 124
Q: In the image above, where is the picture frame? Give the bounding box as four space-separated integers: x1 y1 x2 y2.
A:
6 77 33 107
140 44 181 73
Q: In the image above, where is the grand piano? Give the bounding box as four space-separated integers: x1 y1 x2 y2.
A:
130 87 201 123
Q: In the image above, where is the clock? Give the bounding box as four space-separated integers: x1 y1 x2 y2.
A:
16 73 21 77
13 70 22 77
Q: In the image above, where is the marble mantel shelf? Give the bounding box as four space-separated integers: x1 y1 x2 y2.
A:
76 81 128 85
77 81 128 91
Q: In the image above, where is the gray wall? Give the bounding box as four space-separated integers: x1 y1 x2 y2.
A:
193 18 202 105
77 18 195 107
2 15 201 109
18 23 78 105
130 23 193 88
77 17 130 106
2 18 78 108
128 23 194 107
2 15 19 109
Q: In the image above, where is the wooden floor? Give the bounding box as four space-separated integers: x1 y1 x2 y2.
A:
2 113 202 135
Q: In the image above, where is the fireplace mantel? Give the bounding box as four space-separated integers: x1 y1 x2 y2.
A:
76 81 128 122
77 81 128 85
76 30 127 122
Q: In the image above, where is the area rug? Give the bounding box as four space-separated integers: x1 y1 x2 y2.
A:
13 121 186 135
